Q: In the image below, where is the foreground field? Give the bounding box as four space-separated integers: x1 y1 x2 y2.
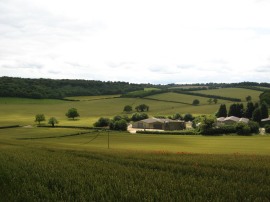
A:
0 138 269 201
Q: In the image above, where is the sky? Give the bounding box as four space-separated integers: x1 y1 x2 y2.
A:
1 0 270 84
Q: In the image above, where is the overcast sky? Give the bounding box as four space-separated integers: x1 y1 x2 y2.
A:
1 0 270 84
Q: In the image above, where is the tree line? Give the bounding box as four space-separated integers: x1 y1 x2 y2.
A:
0 77 153 99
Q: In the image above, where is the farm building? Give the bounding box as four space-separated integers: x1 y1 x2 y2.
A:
261 117 270 126
132 118 186 131
217 116 249 126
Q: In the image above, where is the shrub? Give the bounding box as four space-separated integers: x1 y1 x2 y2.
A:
248 121 259 134
131 113 149 122
235 122 251 136
192 99 200 105
94 117 110 127
110 119 128 131
265 124 270 133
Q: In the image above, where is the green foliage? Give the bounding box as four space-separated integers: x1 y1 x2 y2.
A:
48 117 59 127
248 121 259 134
66 108 80 120
131 113 149 122
245 102 255 119
110 119 128 131
246 95 252 102
216 104 227 117
94 117 110 127
213 98 218 104
207 98 213 104
0 77 151 99
184 113 194 122
228 103 244 117
260 101 269 119
136 129 198 135
35 114 45 125
235 122 251 136
192 99 200 105
260 92 270 105
252 108 262 123
199 117 216 134
135 104 149 112
265 124 270 133
170 113 183 120
123 105 132 113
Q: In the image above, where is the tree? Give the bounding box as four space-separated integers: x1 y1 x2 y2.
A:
252 108 262 123
199 116 216 134
228 103 244 117
244 102 255 119
171 113 183 120
261 101 269 119
207 98 213 104
192 99 200 105
66 108 80 120
216 104 227 117
135 104 149 112
131 113 148 121
123 105 132 113
235 122 251 135
246 95 252 102
94 117 110 127
213 98 218 104
111 119 128 131
48 117 59 127
184 113 194 122
35 114 45 125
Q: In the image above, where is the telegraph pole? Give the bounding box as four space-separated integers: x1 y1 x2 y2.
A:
107 130 110 149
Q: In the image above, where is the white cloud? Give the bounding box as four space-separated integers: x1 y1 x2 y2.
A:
1 0 270 84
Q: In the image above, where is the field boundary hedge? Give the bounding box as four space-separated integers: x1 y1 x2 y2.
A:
37 125 107 130
0 125 20 129
172 90 242 102
136 130 198 135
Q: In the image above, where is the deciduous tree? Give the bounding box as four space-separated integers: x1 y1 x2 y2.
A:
35 114 45 125
66 108 80 120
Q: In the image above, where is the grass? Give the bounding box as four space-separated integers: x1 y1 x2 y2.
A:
146 92 229 105
197 88 262 102
65 95 120 101
0 133 270 201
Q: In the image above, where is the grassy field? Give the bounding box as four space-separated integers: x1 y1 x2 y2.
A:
0 127 270 201
0 87 263 127
0 97 224 127
146 92 229 105
65 95 120 101
197 88 262 102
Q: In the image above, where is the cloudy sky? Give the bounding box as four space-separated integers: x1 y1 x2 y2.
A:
1 0 270 84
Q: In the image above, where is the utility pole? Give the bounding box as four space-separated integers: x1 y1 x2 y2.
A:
107 130 110 149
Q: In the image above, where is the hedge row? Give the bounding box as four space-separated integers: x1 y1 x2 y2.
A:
0 125 20 129
172 90 242 102
136 130 198 135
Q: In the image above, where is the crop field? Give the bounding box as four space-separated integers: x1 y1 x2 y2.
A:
0 127 270 201
197 88 262 102
146 92 229 105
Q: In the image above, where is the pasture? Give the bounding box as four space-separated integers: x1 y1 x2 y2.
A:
197 88 262 102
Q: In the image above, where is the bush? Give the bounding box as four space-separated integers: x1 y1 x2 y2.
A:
131 113 149 121
94 117 110 127
110 119 128 131
192 99 200 105
235 122 251 136
248 121 259 134
265 124 270 133
184 114 194 122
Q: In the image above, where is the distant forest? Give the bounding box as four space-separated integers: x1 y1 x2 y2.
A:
0 76 270 99
0 77 155 99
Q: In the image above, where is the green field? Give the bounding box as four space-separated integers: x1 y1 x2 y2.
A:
0 88 269 201
0 127 270 201
65 94 120 101
146 92 229 105
197 88 262 102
